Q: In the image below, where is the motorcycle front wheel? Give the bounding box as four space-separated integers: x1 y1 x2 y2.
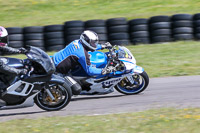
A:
115 71 149 95
35 83 71 111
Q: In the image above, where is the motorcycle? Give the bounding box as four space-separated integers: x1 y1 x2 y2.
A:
0 46 72 111
70 45 149 95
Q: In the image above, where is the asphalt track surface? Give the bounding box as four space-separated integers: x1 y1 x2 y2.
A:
0 75 200 122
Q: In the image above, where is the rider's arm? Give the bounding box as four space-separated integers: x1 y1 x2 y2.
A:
0 46 21 54
96 44 103 50
78 50 102 76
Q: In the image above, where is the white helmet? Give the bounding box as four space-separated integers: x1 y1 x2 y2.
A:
80 30 99 51
0 26 8 46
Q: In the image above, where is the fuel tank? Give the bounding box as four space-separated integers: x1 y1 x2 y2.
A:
0 57 24 69
88 51 107 68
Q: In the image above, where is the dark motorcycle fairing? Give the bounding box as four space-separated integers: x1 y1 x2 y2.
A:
26 47 55 75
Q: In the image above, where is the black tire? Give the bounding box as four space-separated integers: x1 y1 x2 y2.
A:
130 31 149 38
25 40 44 47
64 27 84 35
109 33 129 40
115 71 149 95
171 14 193 21
99 40 107 44
194 33 200 39
65 35 80 43
172 21 193 28
35 83 72 111
149 22 171 30
64 20 84 28
172 27 193 34
173 34 194 40
110 40 130 45
46 45 65 51
108 25 129 33
24 33 44 40
9 34 23 41
195 27 200 33
8 41 24 48
98 34 108 41
129 19 148 26
46 38 65 46
151 29 171 36
44 32 64 39
193 13 200 20
107 18 127 26
85 19 106 27
24 26 44 33
151 36 172 43
149 15 170 23
193 20 200 27
44 25 64 32
6 27 23 34
86 27 107 34
130 25 148 32
131 38 150 45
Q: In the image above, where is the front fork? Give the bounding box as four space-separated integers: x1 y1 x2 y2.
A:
44 84 55 101
125 65 144 85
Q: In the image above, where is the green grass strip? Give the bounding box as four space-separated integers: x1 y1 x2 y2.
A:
1 0 200 27
0 108 200 133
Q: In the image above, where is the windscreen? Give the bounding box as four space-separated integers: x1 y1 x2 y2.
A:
118 46 133 60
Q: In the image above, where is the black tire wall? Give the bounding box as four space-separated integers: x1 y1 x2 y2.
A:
4 12 200 55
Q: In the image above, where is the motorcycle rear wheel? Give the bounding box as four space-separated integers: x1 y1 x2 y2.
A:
115 71 149 95
35 83 71 111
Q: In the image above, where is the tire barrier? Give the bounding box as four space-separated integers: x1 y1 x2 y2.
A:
171 14 193 41
6 27 24 48
193 13 200 40
149 15 172 43
23 26 45 50
4 12 200 55
64 20 84 45
107 18 130 45
85 19 108 44
129 18 150 44
44 25 65 51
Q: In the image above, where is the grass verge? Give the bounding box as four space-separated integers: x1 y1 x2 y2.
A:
0 108 200 133
1 0 200 27
5 41 200 78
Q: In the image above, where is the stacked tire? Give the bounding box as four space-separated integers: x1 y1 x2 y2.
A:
85 19 108 44
107 18 130 45
129 19 150 44
149 15 172 43
6 27 24 55
171 14 193 41
23 26 45 50
193 13 200 40
44 25 64 51
64 20 84 45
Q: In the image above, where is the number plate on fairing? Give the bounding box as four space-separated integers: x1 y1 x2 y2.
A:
126 76 135 84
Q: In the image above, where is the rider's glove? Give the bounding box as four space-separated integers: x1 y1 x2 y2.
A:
101 66 115 75
19 69 28 79
19 48 28 54
101 42 112 49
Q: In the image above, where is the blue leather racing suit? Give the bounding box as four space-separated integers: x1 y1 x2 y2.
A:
52 40 103 76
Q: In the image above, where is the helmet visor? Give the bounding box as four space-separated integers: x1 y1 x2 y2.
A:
0 36 8 46
90 39 99 49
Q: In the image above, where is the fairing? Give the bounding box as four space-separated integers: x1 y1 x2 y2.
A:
26 46 55 75
117 46 136 71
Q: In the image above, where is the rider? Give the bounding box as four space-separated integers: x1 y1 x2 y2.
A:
0 26 28 93
52 30 113 76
